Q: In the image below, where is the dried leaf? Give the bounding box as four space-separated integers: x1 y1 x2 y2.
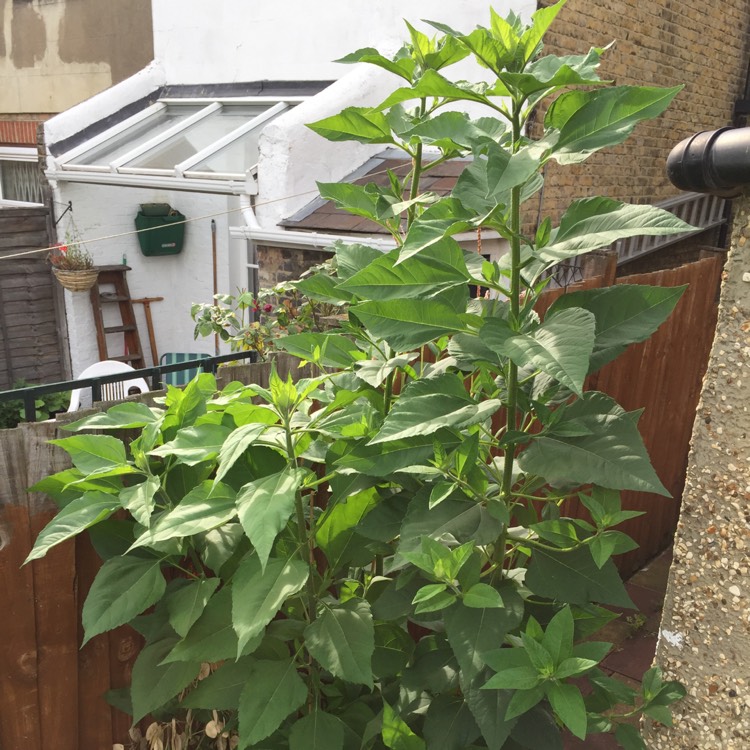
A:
199 662 211 680
113 744 125 750
146 723 161 742
129 727 143 741
205 721 220 739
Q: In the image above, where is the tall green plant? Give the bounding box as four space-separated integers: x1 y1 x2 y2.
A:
28 4 688 749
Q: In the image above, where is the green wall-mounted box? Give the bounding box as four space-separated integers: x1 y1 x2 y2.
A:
135 204 186 256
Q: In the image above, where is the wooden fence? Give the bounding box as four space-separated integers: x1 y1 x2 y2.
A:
0 206 67 390
0 256 723 749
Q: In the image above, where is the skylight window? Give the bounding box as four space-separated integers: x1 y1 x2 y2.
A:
52 97 304 192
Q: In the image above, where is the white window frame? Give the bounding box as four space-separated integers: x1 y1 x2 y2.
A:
0 146 45 206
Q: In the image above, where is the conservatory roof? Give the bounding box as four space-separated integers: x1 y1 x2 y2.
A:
46 91 312 195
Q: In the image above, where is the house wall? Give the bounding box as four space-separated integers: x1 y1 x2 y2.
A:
151 0 537 85
56 183 237 376
0 0 153 122
531 0 750 226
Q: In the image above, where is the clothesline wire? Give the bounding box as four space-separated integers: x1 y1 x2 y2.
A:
0 160 413 263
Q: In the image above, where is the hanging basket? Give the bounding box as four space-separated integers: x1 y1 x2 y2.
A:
53 267 99 292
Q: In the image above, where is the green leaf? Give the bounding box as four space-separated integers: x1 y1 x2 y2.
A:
276 332 365 369
548 284 686 370
397 197 475 261
520 392 669 495
444 583 524 680
378 68 490 109
82 556 165 644
539 198 694 266
293 271 354 304
370 373 500 444
382 702 425 750
546 86 682 163
463 678 516 750
316 487 379 569
423 693 481 750
352 299 468 351
372 622 414 678
509 704 563 749
452 142 540 217
119 476 159 527
340 239 470 302
167 577 220 638
237 468 305 571
335 242 384 280
238 659 308 746
336 46 416 80
213 422 267 485
412 584 456 614
541 606 574 666
63 401 161 431
546 682 587 739
590 530 639 568
307 106 395 144
289 711 345 750
182 655 253 710
525 546 633 608
50 434 127 474
505 685 545 721
483 665 541 691
501 308 595 395
464 583 505 609
232 555 309 656
163 586 261 664
149 423 231 466
615 723 647 750
130 481 237 549
305 598 375 687
25 491 120 562
130 637 199 722
555 656 599 679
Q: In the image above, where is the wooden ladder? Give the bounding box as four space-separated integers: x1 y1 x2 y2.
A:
89 265 145 368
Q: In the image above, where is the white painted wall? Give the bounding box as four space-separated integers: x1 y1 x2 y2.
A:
152 0 536 84
55 182 237 376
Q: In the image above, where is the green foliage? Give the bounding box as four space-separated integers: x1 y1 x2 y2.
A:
31 4 688 748
0 379 70 429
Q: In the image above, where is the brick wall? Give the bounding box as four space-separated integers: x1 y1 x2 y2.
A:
257 245 332 290
530 0 750 226
0 116 49 146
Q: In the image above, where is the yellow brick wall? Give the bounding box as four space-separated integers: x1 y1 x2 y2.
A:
529 0 750 227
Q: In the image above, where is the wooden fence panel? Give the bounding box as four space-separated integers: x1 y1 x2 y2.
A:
0 206 66 390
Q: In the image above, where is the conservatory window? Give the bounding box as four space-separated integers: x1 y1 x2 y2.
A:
53 97 302 189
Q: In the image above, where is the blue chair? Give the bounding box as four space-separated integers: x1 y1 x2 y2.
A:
159 352 211 387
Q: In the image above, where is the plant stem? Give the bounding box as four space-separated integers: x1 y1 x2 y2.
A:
406 97 427 228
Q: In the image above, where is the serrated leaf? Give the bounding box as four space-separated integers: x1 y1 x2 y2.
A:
62 401 161 431
423 693 481 750
525 546 633 608
82 556 165 644
119 476 160 527
181 655 253 710
538 198 694 265
232 555 308 656
305 598 375 687
382 702 425 750
519 392 669 495
50 434 127 474
370 373 500 444
307 107 395 144
276 333 364 369
166 577 220 637
464 583 505 609
130 637 199 722
352 299 468 351
25 491 120 562
162 586 261 664
238 659 308 746
546 85 682 163
130 481 236 549
501 308 595 395
237 468 305 571
444 583 524 681
213 422 267 485
547 682 587 739
289 710 345 750
463 676 516 749
149 423 231 466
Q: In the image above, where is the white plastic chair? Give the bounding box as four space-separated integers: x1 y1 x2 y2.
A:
67 360 150 412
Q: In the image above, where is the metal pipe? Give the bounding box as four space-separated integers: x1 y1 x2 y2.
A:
667 126 750 196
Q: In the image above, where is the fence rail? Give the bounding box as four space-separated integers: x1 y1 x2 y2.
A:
0 350 257 423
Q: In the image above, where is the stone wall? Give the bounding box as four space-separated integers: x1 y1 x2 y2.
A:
256 245 332 290
532 0 750 224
